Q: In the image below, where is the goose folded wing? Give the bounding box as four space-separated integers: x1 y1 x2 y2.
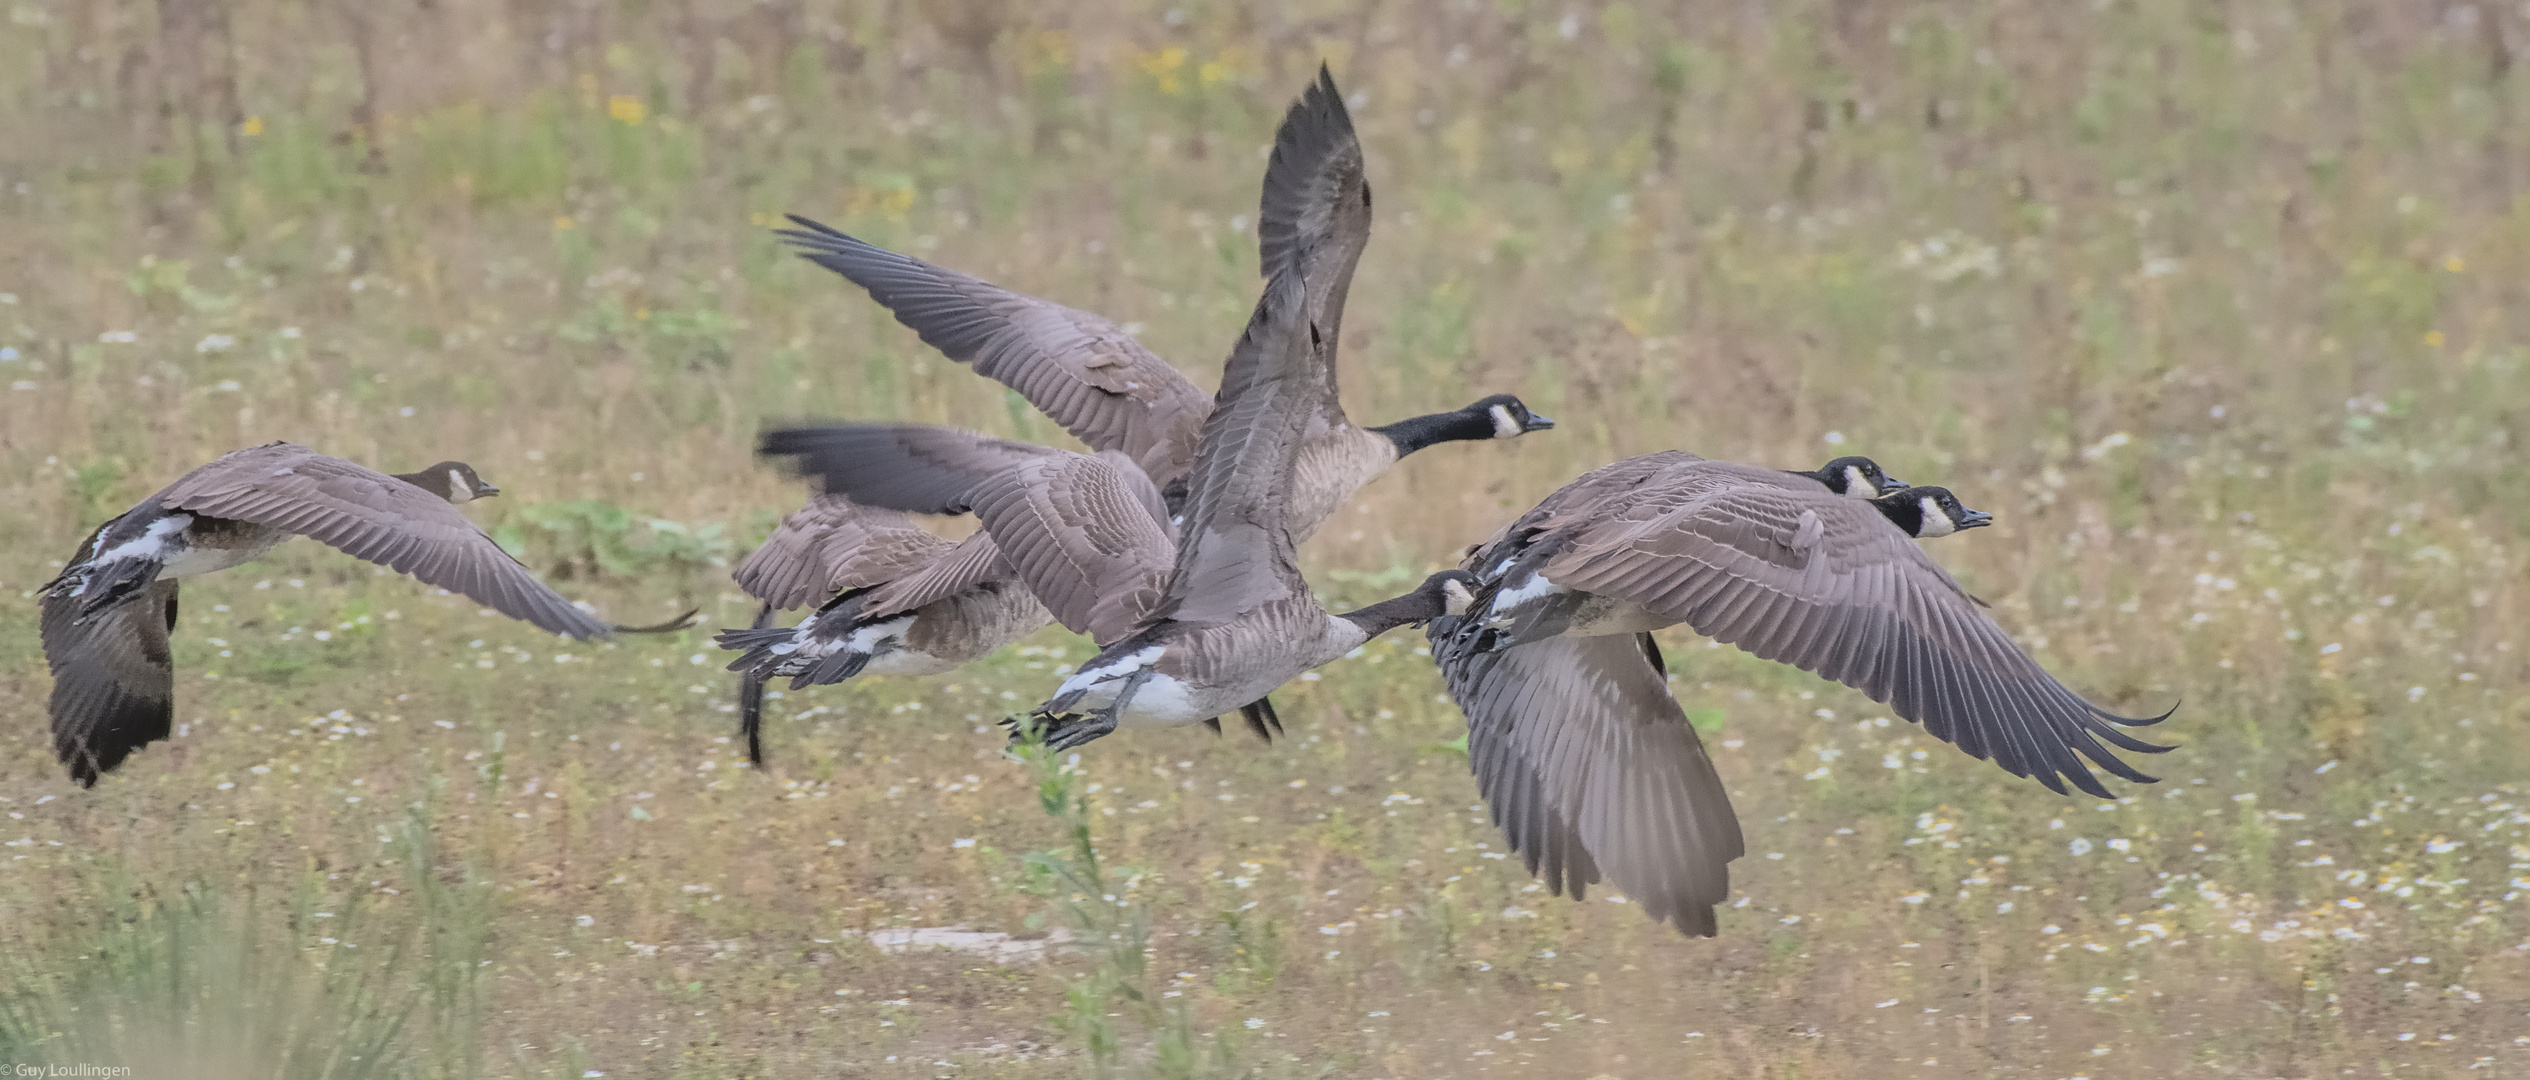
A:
1545 490 2172 799
855 529 1019 619
157 448 611 639
41 580 177 786
776 217 1212 485
1433 625 1742 936
734 493 954 610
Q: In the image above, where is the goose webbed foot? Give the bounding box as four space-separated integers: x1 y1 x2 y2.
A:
1000 709 1119 751
1041 711 1121 751
1007 669 1146 751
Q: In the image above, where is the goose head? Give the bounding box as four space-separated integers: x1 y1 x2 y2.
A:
1869 486 1990 539
397 461 501 504
1799 455 1907 498
1370 396 1555 457
1469 394 1556 439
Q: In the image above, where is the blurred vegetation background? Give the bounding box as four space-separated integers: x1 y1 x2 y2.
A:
2 0 2529 1076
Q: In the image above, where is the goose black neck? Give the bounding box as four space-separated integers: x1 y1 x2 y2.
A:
1369 408 1495 458
1784 466 1834 491
391 469 454 499
1873 495 1925 536
1337 576 1464 638
1337 594 1444 638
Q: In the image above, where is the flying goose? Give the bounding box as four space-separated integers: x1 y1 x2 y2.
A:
1427 452 2174 935
722 68 1550 760
771 269 1475 749
38 442 688 785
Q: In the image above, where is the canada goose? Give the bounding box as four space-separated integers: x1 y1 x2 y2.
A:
1429 454 2174 935
723 68 1550 759
770 270 1475 749
38 442 688 786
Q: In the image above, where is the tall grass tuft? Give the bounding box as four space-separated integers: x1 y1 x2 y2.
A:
1011 726 1245 1079
0 813 494 1080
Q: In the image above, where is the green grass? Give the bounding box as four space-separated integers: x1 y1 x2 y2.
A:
3 1 2530 1076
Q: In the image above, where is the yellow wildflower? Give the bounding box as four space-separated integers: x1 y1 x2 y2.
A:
1138 47 1188 94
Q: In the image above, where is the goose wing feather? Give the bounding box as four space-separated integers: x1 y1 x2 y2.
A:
775 217 1212 487
1432 624 1742 936
1540 478 2171 798
1149 271 1323 627
961 449 1174 644
733 493 954 610
760 423 1172 642
41 579 178 786
1257 65 1370 435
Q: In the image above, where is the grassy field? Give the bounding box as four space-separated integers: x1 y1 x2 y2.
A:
3 0 2530 1075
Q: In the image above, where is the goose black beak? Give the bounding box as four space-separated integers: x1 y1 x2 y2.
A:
475 481 501 499
1523 412 1557 432
1878 474 1911 492
1958 508 1993 528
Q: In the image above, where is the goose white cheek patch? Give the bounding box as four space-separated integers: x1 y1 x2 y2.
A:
1916 497 1957 538
1490 404 1523 439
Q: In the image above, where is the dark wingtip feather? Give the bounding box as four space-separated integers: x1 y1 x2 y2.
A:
2088 721 2179 755
612 608 700 634
738 602 774 767
739 671 767 767
757 423 848 461
51 699 166 788
1256 62 1364 281
774 211 845 236
1236 697 1283 743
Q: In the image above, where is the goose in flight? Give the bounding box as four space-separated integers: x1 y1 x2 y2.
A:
1429 453 2174 934
766 268 1475 750
722 67 1549 761
39 443 688 785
